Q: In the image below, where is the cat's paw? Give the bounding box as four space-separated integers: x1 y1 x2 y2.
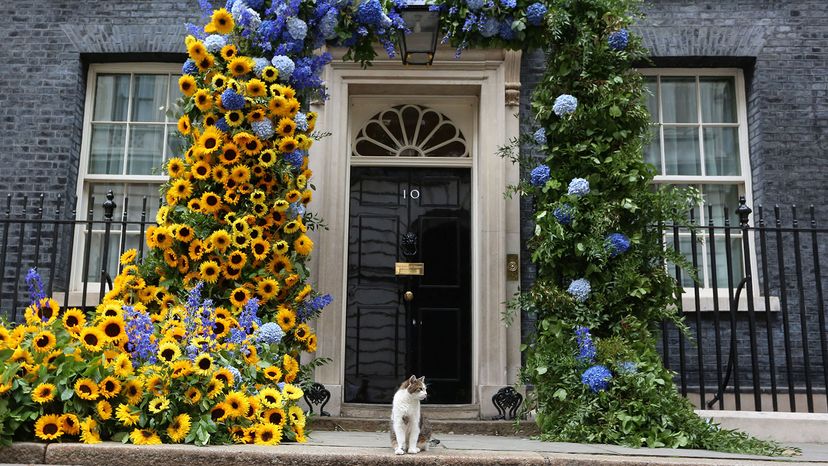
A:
407 447 420 454
394 448 405 455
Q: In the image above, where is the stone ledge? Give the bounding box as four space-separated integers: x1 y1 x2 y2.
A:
0 442 47 464
310 417 540 436
698 410 828 444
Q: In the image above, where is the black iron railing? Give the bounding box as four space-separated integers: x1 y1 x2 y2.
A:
1 192 826 412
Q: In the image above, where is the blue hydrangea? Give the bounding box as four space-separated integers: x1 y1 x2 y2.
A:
356 0 389 27
215 117 231 132
182 59 198 75
26 268 45 305
257 322 285 345
606 232 631 257
286 17 308 40
533 127 546 145
285 150 305 169
567 278 591 303
567 178 590 196
246 0 265 10
498 18 515 40
500 0 516 9
575 326 596 364
608 28 629 51
526 2 547 26
466 0 484 10
204 34 227 53
480 16 499 37
553 204 572 225
252 119 274 140
529 165 551 187
320 8 339 39
288 202 306 219
253 57 270 76
271 55 296 80
221 89 246 110
293 112 308 131
617 361 638 374
553 94 578 116
582 365 613 392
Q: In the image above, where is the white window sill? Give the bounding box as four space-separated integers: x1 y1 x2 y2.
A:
52 290 103 308
679 294 780 312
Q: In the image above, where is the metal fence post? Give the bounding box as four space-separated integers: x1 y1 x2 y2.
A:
98 191 116 304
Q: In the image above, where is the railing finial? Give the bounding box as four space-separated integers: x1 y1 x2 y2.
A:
736 196 752 227
103 190 117 220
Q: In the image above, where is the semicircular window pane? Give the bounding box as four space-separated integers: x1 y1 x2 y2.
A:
353 104 468 158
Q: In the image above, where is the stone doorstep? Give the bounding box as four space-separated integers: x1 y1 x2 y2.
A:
697 410 828 444
309 417 540 436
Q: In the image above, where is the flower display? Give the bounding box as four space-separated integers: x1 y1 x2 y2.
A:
581 365 613 393
552 204 572 225
553 94 578 116
574 326 596 364
437 0 554 54
567 177 590 196
567 278 591 302
605 232 631 257
525 2 547 26
530 164 551 187
608 28 629 51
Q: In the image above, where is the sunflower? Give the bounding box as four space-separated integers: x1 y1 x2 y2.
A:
32 330 56 353
97 400 113 420
198 126 224 154
79 417 101 444
289 405 306 428
178 75 197 96
113 353 135 378
200 191 223 214
193 261 219 285
211 403 231 422
119 249 139 268
282 220 301 235
224 109 244 127
286 98 301 117
170 360 192 379
34 414 63 441
296 133 313 151
31 382 56 404
220 44 238 61
176 115 191 136
175 224 195 243
170 178 193 200
99 316 126 343
45 349 63 368
294 234 314 256
130 428 163 445
275 117 296 138
31 297 59 325
294 323 312 342
148 395 170 414
229 165 251 184
251 238 270 261
271 241 288 256
194 353 214 376
282 383 304 401
261 407 287 427
203 112 219 127
79 327 105 352
262 366 282 382
257 279 280 301
246 78 267 97
167 413 191 443
146 374 167 396
211 73 228 89
271 200 289 214
278 136 298 153
75 378 99 401
283 354 300 382
268 95 289 117
247 107 267 123
243 344 259 364
301 190 313 205
193 89 213 111
229 287 251 308
185 387 203 404
227 56 253 77
307 333 318 352
240 136 263 156
154 341 179 364
224 391 249 418
206 7 234 34
255 423 282 445
187 198 204 212
258 388 282 408
268 256 293 276
192 160 212 180
261 66 278 82
186 40 207 60
209 230 232 253
60 413 81 436
99 376 121 399
116 403 140 426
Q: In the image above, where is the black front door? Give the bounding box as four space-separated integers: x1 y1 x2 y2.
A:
345 167 471 404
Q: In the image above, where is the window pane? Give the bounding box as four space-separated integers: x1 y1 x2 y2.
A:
644 136 661 171
93 74 130 121
644 77 659 123
125 183 163 230
127 125 165 175
663 127 700 175
709 236 744 288
703 184 740 226
88 183 126 219
704 127 740 176
661 77 697 123
700 77 737 123
666 233 701 288
131 75 169 122
88 124 126 174
167 125 187 159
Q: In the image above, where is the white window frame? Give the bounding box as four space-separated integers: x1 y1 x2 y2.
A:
69 63 180 298
640 68 769 310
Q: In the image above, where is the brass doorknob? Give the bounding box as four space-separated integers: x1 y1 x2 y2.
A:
403 291 414 302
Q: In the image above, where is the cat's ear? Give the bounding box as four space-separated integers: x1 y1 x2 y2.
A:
417 376 425 384
407 375 417 384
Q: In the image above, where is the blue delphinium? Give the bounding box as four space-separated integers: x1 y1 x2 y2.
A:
529 165 551 187
617 361 638 374
287 17 308 40
608 28 629 51
466 0 484 10
257 322 285 345
553 94 578 116
567 177 590 196
582 365 613 393
567 278 591 303
606 232 631 257
204 34 227 53
526 2 547 26
553 204 572 225
297 293 333 322
182 59 198 75
533 127 546 145
26 268 45 304
271 55 296 80
252 119 275 140
124 305 158 364
575 326 596 364
221 89 246 111
480 17 499 37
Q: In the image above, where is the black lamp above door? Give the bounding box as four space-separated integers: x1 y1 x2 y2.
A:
399 1 440 65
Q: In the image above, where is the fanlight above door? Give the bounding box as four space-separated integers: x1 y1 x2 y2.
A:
353 104 469 158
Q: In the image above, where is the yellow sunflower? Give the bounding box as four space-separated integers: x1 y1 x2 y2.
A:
224 391 250 418
212 165 229 183
148 395 170 414
201 191 223 214
212 367 235 387
219 143 241 165
31 382 56 404
289 405 306 428
211 402 231 422
130 428 162 445
119 248 139 266
205 380 224 400
307 333 318 352
224 109 244 127
282 383 304 401
79 417 101 444
251 238 270 261
261 66 278 82
229 287 251 308
278 136 299 153
240 136 263 156
293 234 314 256
194 353 214 376
192 160 212 180
257 279 280 301
210 230 232 253
97 400 113 420
203 112 219 127
113 353 135 378
170 359 193 379
275 117 296 138
261 407 287 427
98 316 126 343
283 354 300 382
79 327 106 352
227 56 253 77
211 73 228 89
175 224 195 243
116 403 140 426
206 8 234 34
178 75 197 97
167 414 191 443
246 78 267 97
170 178 194 201
262 365 282 382
74 378 99 401
60 413 81 436
193 89 213 111
185 387 203 404
146 374 167 396
34 414 63 441
220 44 238 61
186 40 207 60
258 388 282 408
268 95 289 117
176 115 191 135
198 126 224 154
99 376 121 399
229 165 251 184
255 423 282 445
294 323 312 342
32 330 56 353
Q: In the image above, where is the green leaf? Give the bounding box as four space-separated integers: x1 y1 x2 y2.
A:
609 105 621 117
553 388 567 400
536 366 548 375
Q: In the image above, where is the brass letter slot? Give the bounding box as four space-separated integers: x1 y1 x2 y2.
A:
395 262 425 276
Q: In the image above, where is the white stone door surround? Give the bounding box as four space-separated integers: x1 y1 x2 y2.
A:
308 47 522 418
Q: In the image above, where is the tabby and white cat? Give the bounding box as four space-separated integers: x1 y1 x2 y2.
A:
390 375 432 455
